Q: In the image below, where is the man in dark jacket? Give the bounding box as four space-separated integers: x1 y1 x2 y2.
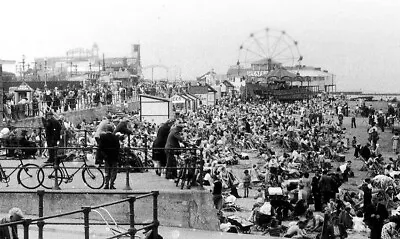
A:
42 111 62 165
360 143 371 160
318 170 334 205
364 195 389 239
99 125 120 189
153 119 174 176
165 123 185 180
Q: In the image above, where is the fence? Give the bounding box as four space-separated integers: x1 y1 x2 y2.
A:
4 91 140 120
0 144 205 191
0 190 159 239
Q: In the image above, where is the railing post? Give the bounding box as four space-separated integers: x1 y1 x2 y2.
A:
37 190 45 239
63 131 67 154
144 134 148 171
123 166 132 190
128 196 136 239
39 127 43 155
199 148 204 189
23 218 32 239
82 206 91 239
52 146 61 190
84 130 88 147
152 191 159 239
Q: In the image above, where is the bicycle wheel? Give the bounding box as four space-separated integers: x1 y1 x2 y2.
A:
38 164 63 189
17 163 42 189
82 166 104 189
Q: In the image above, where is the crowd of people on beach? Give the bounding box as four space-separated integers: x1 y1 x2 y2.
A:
4 83 400 238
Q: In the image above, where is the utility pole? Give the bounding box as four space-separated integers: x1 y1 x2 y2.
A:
18 55 26 80
102 53 105 71
22 55 25 80
44 58 48 88
32 62 38 80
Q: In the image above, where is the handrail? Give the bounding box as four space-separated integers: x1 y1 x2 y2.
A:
0 190 159 239
91 198 131 210
30 209 84 222
135 192 154 200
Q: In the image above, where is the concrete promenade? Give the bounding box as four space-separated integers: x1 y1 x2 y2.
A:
0 157 219 232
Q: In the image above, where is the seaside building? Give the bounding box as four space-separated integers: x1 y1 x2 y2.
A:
32 43 141 84
226 63 336 93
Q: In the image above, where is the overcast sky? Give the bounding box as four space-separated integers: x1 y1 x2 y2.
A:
1 0 400 92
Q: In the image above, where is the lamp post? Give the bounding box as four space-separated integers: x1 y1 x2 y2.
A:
18 55 26 81
44 58 48 88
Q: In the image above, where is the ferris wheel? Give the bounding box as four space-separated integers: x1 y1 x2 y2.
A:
237 28 303 70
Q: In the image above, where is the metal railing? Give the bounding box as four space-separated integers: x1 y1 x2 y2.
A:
0 190 159 239
0 145 205 191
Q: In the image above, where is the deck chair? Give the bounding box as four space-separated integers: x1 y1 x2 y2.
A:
92 207 142 238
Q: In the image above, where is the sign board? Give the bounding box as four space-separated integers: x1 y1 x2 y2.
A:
171 95 186 103
139 95 171 125
247 70 269 77
104 58 127 68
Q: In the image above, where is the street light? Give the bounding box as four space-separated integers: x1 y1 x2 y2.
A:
44 58 48 88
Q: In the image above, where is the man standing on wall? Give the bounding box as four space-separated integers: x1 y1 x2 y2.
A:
99 125 120 189
42 111 62 165
165 123 185 180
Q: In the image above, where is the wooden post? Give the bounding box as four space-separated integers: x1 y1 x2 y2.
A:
0 64 3 124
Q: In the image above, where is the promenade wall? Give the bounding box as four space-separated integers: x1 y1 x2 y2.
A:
0 190 219 231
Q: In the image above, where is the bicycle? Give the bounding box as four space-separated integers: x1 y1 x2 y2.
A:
38 150 105 189
175 149 200 189
0 151 42 189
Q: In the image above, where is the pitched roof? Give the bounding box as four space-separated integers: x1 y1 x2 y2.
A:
266 68 297 79
188 84 217 94
222 80 235 88
139 94 170 102
226 66 249 77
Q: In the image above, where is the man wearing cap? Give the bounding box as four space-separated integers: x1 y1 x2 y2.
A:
94 116 113 165
164 123 185 180
153 119 174 176
99 125 120 189
0 207 24 239
42 111 62 164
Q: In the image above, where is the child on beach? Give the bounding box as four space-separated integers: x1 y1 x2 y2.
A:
392 133 400 153
242 169 251 198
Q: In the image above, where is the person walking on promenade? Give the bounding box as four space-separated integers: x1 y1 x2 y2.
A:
0 207 24 239
99 125 120 189
42 111 62 165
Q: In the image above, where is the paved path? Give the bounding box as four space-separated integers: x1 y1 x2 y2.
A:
0 157 196 192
